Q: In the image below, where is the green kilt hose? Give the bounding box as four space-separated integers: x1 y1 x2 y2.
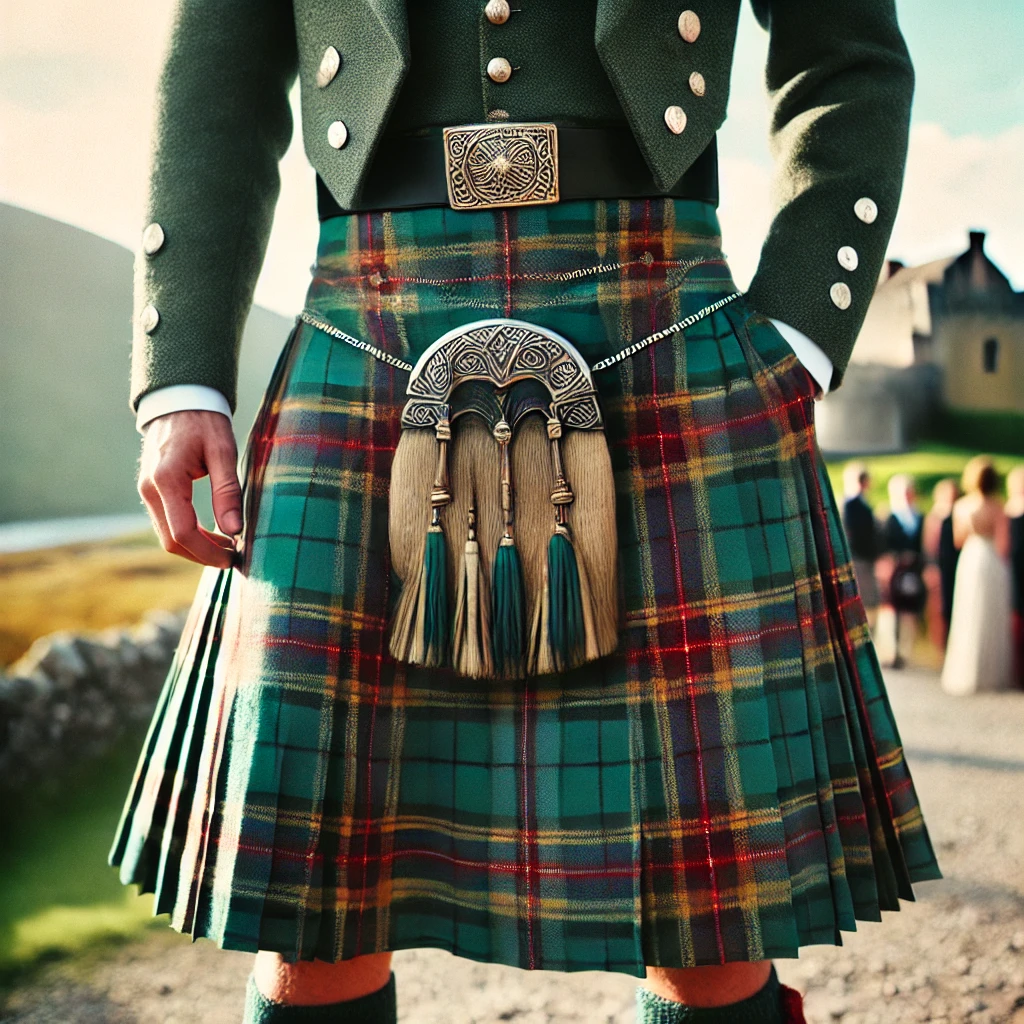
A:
111 198 939 976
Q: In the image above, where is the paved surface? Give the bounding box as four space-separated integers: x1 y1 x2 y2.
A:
4 670 1023 1024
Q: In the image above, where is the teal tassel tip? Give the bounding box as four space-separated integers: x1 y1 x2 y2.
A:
548 530 585 671
491 540 526 676
422 527 449 666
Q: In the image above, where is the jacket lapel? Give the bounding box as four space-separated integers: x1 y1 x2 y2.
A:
364 0 410 65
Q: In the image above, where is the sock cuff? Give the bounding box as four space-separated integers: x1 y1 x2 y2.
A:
244 971 397 1024
636 967 782 1023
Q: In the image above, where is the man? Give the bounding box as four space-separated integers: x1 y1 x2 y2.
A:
111 3 939 1023
843 463 881 627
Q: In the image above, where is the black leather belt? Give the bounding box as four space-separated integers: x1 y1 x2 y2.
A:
317 125 718 219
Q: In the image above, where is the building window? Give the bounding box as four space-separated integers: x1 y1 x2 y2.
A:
983 337 999 374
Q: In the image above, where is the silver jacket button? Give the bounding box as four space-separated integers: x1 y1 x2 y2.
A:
485 0 511 25
664 105 687 134
837 245 859 271
678 10 701 42
854 197 878 224
689 71 706 97
140 304 160 334
487 57 512 83
316 46 341 89
830 282 853 310
141 223 165 256
327 120 349 149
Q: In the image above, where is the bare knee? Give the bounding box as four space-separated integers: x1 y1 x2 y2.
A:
643 960 772 1008
253 951 393 1006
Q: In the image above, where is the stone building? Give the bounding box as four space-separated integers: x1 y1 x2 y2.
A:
815 231 1024 455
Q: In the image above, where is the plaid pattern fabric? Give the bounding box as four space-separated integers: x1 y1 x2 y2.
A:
111 199 939 976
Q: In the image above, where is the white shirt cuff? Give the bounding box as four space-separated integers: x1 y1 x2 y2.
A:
769 319 833 396
135 384 233 433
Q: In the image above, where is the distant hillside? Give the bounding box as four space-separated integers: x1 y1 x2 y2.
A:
0 204 293 523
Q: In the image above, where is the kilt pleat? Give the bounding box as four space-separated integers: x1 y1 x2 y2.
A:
111 199 939 975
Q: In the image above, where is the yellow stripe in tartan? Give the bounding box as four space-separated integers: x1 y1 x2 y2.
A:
894 805 928 834
623 580 799 626
234 797 885 850
261 465 391 497
387 816 640 845
876 746 910 772
384 879 639 922
277 394 389 419
618 432 814 495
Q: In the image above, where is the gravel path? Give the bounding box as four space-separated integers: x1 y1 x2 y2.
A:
3 669 1023 1024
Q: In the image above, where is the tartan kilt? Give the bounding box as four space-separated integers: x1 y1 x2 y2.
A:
111 198 940 976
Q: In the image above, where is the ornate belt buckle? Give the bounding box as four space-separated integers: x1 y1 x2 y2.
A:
442 122 560 211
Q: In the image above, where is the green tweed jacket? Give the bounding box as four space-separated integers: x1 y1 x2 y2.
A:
130 0 914 413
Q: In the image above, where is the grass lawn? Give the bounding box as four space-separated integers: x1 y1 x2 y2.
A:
0 742 166 987
823 442 1023 513
0 531 203 666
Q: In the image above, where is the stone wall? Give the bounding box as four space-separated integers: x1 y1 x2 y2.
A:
0 609 187 793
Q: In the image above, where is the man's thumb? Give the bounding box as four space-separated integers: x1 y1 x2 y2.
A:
206 436 243 536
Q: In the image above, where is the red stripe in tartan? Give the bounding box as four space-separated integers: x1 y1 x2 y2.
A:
273 433 399 453
642 199 726 963
611 391 811 444
501 209 514 318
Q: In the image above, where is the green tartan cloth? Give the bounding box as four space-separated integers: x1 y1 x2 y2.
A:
111 199 939 976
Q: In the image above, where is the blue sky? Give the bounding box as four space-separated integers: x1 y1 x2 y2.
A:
898 0 1023 136
714 1 1023 290
723 0 1023 158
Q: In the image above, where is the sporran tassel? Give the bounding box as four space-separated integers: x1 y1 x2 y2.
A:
547 525 585 672
492 537 526 677
490 418 526 677
453 506 492 677
416 517 450 667
390 419 453 668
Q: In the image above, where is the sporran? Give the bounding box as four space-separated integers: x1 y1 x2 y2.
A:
388 319 619 679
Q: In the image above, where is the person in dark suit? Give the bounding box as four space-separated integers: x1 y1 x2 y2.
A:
843 462 881 623
879 473 926 668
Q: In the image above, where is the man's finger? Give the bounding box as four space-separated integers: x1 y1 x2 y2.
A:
138 476 206 565
197 523 237 550
155 469 234 568
205 433 243 537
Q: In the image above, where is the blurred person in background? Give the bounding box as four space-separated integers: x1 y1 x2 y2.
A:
942 457 1013 696
922 478 960 650
877 473 926 669
842 461 881 627
1006 466 1024 688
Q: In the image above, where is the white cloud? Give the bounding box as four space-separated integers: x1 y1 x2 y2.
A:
716 122 1024 294
891 122 1024 288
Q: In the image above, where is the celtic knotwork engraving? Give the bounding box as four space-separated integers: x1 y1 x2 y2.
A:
549 359 578 390
452 349 488 376
402 319 602 431
444 123 560 211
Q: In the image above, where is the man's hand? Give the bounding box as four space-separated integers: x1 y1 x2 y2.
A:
137 410 242 568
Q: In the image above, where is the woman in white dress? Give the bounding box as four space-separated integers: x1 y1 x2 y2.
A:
941 456 1014 695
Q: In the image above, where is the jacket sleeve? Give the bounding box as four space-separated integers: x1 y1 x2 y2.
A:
743 0 914 389
129 0 298 414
